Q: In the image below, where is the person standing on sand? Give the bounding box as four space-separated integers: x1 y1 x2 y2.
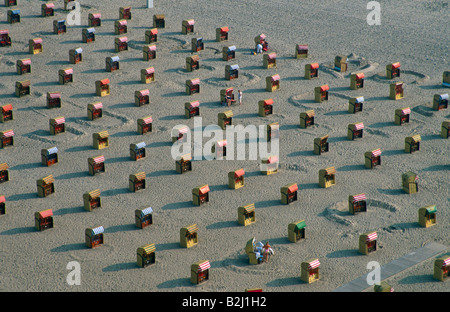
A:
262 242 274 263
238 90 242 105
256 43 263 54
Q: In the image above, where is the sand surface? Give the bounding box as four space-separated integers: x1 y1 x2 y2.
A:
0 0 449 292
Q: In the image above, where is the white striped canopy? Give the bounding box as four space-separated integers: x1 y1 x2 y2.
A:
197 261 210 272
366 232 377 242
354 123 364 130
91 226 104 235
92 102 103 109
401 108 411 115
140 207 153 217
371 149 382 157
53 117 65 125
308 259 320 270
47 147 58 155
93 156 105 164
352 194 366 202
2 130 14 137
142 117 152 124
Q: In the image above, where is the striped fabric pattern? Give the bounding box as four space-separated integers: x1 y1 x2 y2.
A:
2 130 14 137
401 107 411 115
271 74 280 81
325 167 336 175
47 147 58 155
308 259 320 270
97 131 109 138
142 116 153 124
42 175 54 184
442 258 450 267
133 172 146 180
92 102 103 109
190 78 200 85
199 185 210 194
91 226 104 235
242 203 255 213
185 224 198 234
53 117 65 124
140 207 153 217
189 101 200 108
352 194 366 202
0 163 8 170
371 149 382 157
139 89 150 96
88 189 101 198
93 156 105 164
139 243 156 254
366 232 377 242
145 67 155 74
197 261 210 272
354 123 364 130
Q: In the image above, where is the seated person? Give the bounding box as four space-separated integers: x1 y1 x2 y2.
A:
262 40 268 51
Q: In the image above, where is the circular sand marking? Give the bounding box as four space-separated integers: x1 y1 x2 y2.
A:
366 199 399 213
287 93 315 108
220 251 284 275
279 162 308 173
371 70 430 84
364 127 391 138
322 201 355 227
202 72 260 87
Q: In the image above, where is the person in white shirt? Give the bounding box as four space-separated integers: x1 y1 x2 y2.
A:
256 43 263 54
238 90 242 105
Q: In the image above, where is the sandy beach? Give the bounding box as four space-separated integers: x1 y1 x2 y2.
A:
0 0 449 293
